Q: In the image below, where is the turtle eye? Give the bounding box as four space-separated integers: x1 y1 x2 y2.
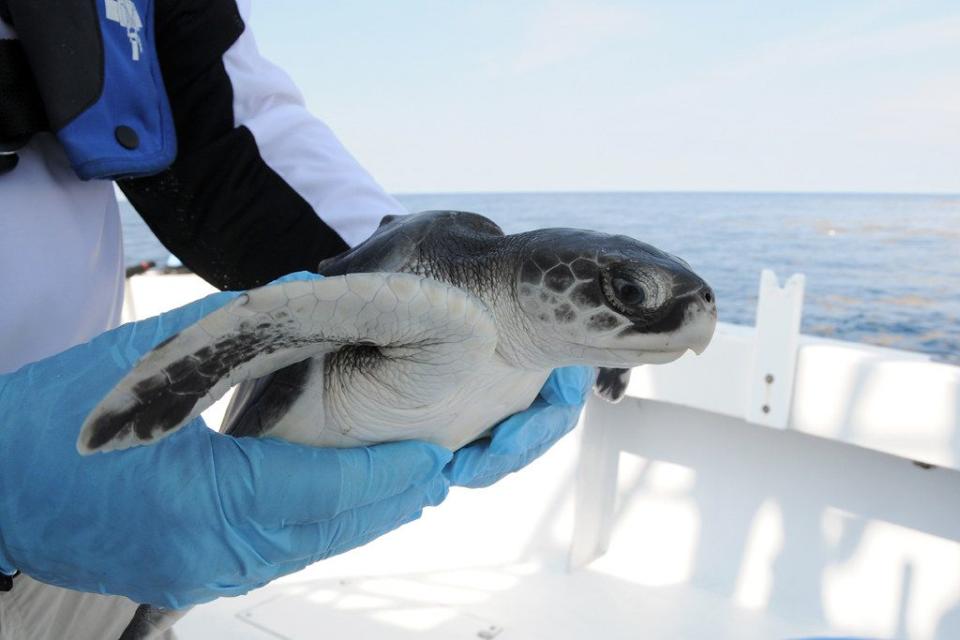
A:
601 271 651 315
613 278 645 307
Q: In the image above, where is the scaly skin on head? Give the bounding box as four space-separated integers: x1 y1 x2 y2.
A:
498 228 716 369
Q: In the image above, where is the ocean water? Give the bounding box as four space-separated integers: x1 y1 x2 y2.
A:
119 192 960 365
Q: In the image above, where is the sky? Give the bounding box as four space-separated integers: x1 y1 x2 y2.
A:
249 1 960 194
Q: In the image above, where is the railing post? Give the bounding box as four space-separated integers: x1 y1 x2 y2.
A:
745 270 805 428
568 396 621 570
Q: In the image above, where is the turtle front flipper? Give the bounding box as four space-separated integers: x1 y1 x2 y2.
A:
78 273 496 454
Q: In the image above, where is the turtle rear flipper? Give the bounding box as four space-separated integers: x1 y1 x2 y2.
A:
117 604 186 640
78 273 496 454
594 367 632 402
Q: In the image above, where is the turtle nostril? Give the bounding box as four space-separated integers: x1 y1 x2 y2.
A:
702 288 714 304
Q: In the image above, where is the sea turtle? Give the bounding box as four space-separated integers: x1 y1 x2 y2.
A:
80 210 716 455
78 210 717 639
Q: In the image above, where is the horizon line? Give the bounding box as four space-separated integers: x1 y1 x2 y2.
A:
392 188 960 197
113 186 960 205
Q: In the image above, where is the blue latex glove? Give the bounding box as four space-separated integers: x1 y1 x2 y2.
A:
445 366 595 488
0 275 451 609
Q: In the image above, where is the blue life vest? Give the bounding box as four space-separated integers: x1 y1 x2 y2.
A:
0 0 175 179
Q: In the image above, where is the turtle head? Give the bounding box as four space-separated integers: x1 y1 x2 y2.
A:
507 230 717 368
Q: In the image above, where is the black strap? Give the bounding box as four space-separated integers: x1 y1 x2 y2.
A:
0 570 18 592
0 153 17 173
0 38 49 151
0 38 47 176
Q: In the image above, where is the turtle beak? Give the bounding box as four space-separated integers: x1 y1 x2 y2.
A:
685 287 717 355
690 328 713 355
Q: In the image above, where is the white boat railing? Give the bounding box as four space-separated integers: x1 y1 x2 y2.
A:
570 269 960 566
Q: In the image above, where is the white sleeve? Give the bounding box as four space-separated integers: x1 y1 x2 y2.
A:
118 0 404 290
224 0 404 248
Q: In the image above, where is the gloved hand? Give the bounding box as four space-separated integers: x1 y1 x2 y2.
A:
445 366 595 488
0 274 451 609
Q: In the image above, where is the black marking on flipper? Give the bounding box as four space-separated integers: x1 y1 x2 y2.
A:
224 345 387 440
86 330 313 451
595 367 631 402
226 358 315 438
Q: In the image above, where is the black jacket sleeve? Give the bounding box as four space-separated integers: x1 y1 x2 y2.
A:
118 0 401 290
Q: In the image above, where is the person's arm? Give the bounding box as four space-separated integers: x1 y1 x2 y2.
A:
0 275 450 608
118 0 398 290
